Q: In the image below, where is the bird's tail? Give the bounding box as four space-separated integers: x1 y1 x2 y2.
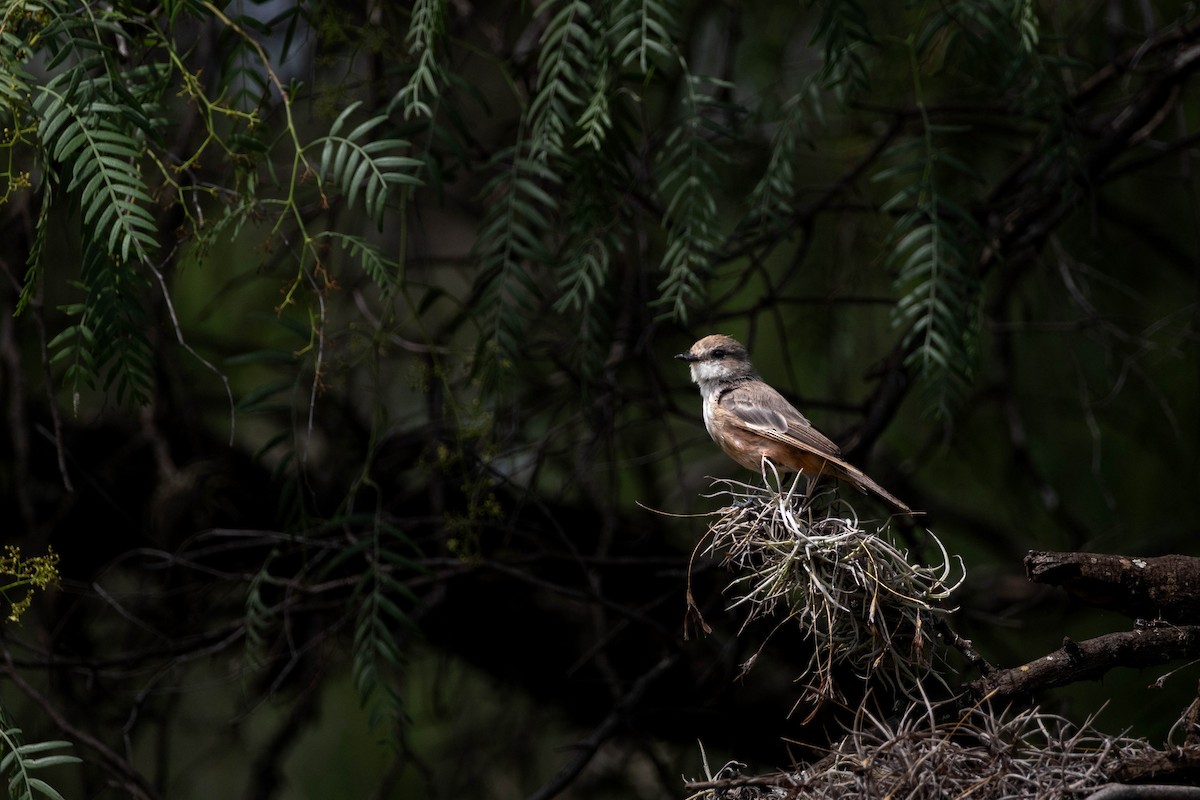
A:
836 461 913 516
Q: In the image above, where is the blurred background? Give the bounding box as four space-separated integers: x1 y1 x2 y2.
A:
1 0 1199 797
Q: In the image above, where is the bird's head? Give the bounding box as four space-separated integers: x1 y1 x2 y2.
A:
675 334 758 387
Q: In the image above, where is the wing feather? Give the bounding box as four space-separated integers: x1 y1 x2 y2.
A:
715 380 913 514
720 382 841 456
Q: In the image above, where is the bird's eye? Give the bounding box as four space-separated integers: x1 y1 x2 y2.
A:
711 348 726 359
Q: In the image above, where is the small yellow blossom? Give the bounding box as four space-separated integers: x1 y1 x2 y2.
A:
0 546 61 623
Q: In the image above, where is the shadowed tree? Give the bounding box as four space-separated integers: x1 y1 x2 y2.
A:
2 1 1200 797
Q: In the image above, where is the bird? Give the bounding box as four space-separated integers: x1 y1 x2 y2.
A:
675 334 912 514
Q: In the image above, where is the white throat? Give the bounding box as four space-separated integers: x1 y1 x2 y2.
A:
689 359 744 398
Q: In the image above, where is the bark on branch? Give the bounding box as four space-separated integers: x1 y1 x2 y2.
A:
969 625 1200 701
1026 551 1200 623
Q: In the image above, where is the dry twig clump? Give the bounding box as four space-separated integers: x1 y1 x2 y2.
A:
685 702 1166 799
695 468 963 706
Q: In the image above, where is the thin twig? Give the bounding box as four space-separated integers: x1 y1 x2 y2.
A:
527 655 677 800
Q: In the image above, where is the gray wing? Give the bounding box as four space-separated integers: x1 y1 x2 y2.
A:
720 381 913 513
721 382 842 456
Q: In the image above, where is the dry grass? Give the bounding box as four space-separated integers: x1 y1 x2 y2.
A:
685 702 1162 799
693 467 963 708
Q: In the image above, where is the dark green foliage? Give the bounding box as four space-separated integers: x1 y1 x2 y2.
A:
876 122 983 416
25 6 163 404
530 0 602 161
3 0 436 751
0 21 33 119
240 519 422 738
810 0 875 96
48 242 153 407
747 80 824 229
6 2 1200 796
0 709 78 800
470 0 739 373
655 67 736 323
346 520 421 735
611 0 678 71
474 144 559 373
315 101 424 232
393 0 446 120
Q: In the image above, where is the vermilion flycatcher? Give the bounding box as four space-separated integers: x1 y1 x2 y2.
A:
676 334 912 514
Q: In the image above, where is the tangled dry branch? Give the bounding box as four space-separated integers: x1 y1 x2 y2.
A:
684 701 1200 800
694 469 963 709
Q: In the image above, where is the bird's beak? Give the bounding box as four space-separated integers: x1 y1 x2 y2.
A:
675 352 697 362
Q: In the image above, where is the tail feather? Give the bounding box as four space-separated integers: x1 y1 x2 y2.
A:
837 461 913 516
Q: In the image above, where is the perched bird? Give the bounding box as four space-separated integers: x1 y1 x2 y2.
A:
676 334 912 514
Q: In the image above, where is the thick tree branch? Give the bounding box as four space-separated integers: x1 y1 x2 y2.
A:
1027 551 1200 623
969 625 1200 701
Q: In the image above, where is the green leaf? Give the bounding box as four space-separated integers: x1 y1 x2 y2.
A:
313 106 424 230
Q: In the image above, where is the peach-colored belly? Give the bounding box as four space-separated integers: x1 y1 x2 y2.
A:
715 428 830 476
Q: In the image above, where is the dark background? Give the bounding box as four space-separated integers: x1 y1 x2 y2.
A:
2 1 1199 797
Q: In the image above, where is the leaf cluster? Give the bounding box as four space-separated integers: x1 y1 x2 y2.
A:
875 120 983 416
470 0 746 380
4 2 424 412
241 518 422 739
0 708 78 800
